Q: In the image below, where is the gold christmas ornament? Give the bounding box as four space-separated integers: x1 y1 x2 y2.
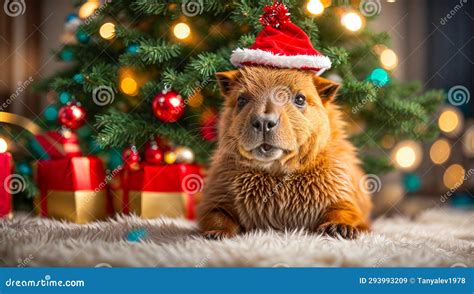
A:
175 146 195 164
164 151 177 164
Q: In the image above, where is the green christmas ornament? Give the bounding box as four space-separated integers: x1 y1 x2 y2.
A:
75 28 90 43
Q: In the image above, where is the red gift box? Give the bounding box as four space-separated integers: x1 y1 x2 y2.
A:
111 164 203 219
34 156 109 223
0 152 12 218
35 131 82 159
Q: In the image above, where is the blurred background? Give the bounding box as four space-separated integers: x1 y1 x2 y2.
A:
0 0 473 217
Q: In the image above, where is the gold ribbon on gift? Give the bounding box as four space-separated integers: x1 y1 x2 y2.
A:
0 112 42 135
111 190 194 219
35 190 107 224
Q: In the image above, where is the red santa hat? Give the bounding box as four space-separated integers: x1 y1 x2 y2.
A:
230 2 331 75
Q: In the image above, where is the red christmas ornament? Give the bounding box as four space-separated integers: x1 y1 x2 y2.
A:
152 88 185 122
145 140 163 165
200 110 218 142
57 103 86 130
259 1 291 28
122 146 141 171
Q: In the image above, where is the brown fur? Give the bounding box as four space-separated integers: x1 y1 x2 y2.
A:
198 66 372 239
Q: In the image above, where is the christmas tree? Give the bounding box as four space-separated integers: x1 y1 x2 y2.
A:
34 0 444 174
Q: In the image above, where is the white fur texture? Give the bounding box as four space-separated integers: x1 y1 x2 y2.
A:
0 208 472 267
230 48 332 75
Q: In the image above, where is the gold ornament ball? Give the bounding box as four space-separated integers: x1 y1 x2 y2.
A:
175 146 195 164
164 151 177 164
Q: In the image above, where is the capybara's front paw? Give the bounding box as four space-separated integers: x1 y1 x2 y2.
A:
316 223 360 240
202 229 237 240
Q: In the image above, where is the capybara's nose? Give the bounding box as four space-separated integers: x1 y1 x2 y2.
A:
251 114 279 133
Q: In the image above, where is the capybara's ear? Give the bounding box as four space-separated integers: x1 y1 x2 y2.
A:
313 75 340 104
215 70 240 97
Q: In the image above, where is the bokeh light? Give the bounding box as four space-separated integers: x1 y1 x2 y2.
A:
120 77 138 96
99 22 116 40
173 23 191 39
341 12 363 32
429 138 451 165
462 125 474 157
443 164 465 189
380 48 398 70
438 106 463 136
307 0 324 15
0 138 7 153
403 173 421 192
391 140 422 171
78 1 99 19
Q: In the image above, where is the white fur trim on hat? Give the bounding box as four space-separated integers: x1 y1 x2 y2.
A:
230 48 332 75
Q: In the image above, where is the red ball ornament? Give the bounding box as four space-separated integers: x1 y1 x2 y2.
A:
57 103 86 130
152 88 185 122
122 146 141 171
200 111 218 142
145 141 163 165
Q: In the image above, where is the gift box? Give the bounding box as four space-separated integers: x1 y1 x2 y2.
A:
35 130 82 159
111 164 203 219
0 152 12 218
34 156 108 224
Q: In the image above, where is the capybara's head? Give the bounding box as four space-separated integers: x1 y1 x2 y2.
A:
216 66 340 172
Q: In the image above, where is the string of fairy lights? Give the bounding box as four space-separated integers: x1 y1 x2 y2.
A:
2 0 472 194
305 0 473 192
74 0 403 99
388 104 474 191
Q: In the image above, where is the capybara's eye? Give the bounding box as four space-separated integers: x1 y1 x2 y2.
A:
293 94 306 107
237 95 249 108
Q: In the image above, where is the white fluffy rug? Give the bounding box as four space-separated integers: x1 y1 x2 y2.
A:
1 208 473 267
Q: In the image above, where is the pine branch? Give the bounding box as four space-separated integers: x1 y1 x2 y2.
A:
139 39 181 64
130 0 169 15
95 111 212 162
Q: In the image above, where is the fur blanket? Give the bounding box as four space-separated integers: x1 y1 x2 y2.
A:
0 208 472 267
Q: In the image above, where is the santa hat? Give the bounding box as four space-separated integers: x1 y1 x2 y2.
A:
230 2 331 75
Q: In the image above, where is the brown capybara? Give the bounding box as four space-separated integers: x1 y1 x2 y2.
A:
197 66 372 239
